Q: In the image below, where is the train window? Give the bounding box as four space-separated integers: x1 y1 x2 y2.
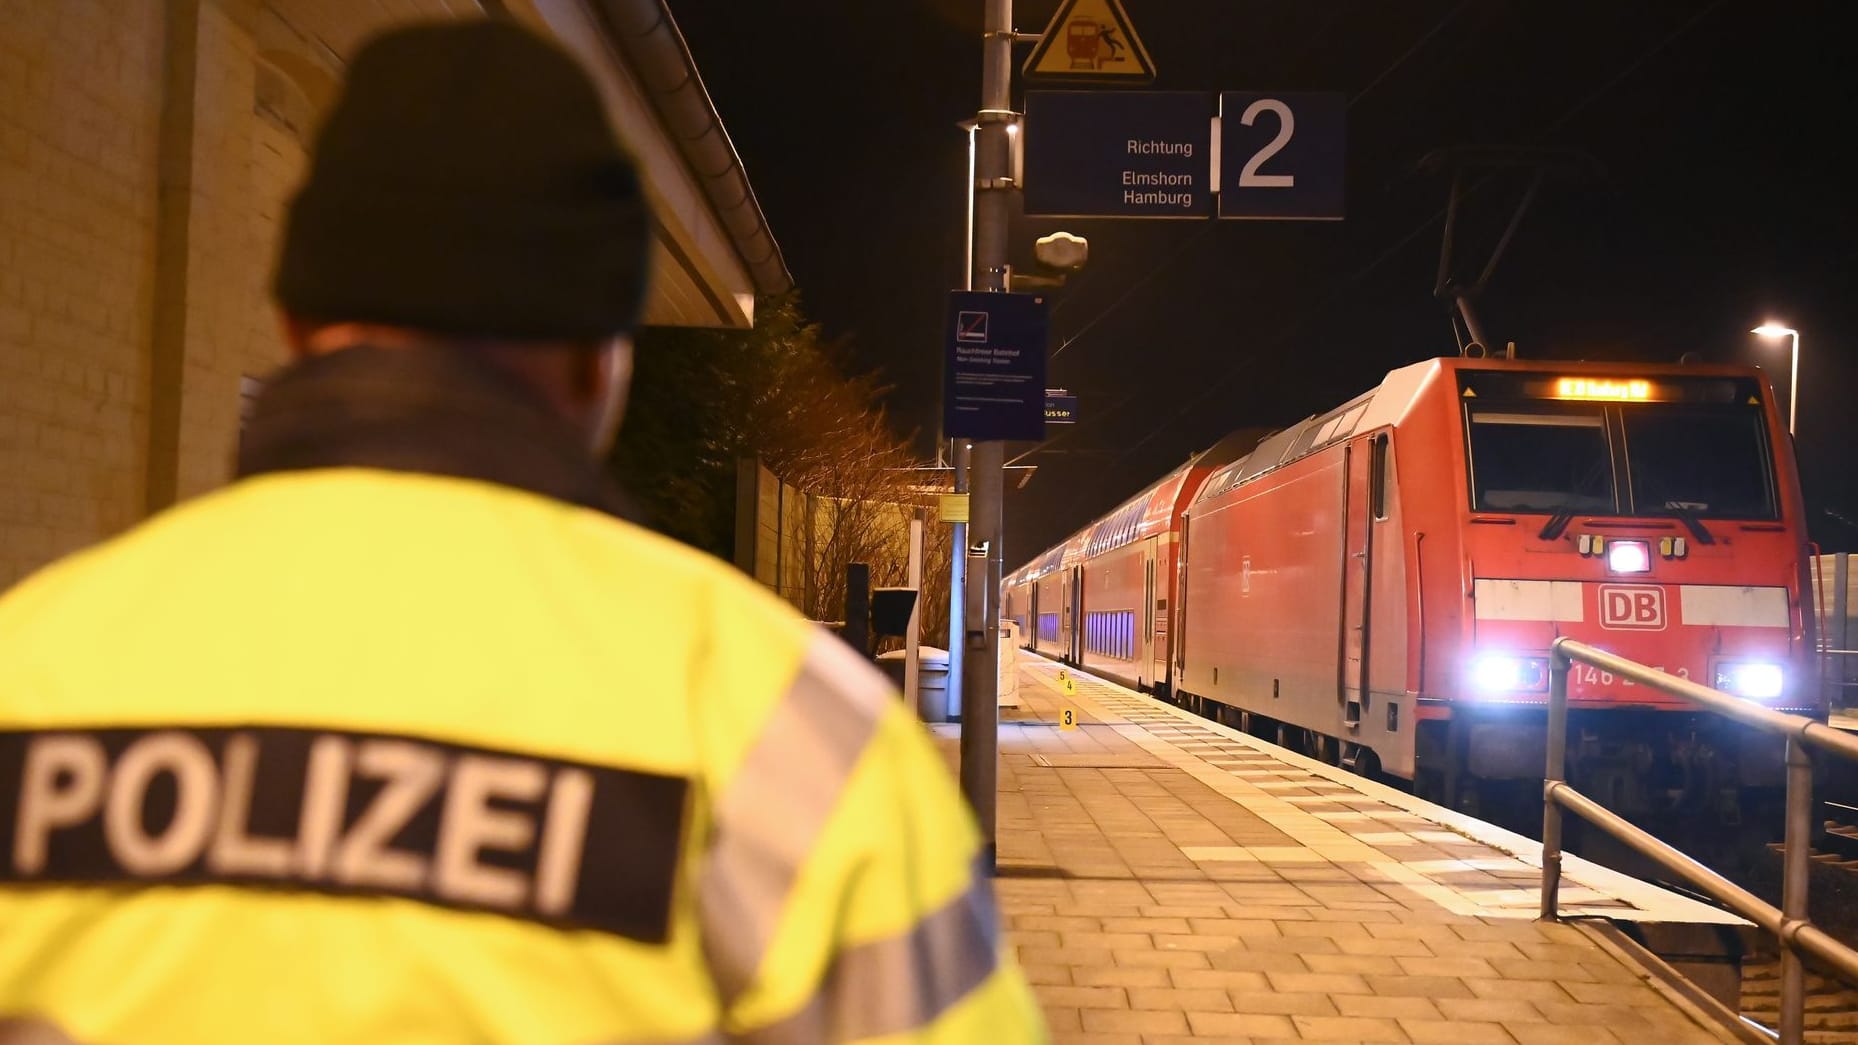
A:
1336 403 1368 439
1622 407 1776 520
1238 428 1301 484
1467 408 1617 513
1286 418 1324 459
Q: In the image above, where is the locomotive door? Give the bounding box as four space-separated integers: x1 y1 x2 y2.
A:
1173 520 1191 683
1340 435 1383 728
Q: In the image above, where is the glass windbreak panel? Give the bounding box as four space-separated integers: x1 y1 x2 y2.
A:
1623 407 1776 519
1467 408 1617 513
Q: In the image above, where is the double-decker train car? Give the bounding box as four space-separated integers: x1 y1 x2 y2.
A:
1070 450 1244 692
1012 356 1816 814
1008 433 1258 688
1020 533 1087 662
1073 468 1185 692
1004 564 1033 646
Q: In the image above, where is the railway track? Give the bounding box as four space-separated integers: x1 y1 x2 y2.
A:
1801 802 1858 867
1741 955 1858 1044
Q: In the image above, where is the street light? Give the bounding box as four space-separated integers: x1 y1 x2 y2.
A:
1751 324 1800 435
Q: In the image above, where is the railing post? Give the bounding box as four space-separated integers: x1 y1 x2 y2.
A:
1541 646 1570 922
1780 736 1813 1045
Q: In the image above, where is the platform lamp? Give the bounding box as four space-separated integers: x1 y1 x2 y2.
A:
1752 323 1800 436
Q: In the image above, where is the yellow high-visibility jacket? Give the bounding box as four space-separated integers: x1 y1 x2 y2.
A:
0 351 1045 1045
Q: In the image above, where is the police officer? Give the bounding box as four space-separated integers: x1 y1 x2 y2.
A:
0 20 1045 1045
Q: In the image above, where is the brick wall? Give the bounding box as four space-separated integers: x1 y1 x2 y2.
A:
169 1 306 502
0 0 164 588
0 0 765 591
0 0 320 589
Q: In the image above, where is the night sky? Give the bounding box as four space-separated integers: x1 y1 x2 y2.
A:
668 0 1856 567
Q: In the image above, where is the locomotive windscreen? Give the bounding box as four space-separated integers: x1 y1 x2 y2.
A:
1461 373 1778 520
1621 408 1775 519
1466 407 1615 513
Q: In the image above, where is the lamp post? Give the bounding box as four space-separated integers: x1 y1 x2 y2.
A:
1752 323 1800 436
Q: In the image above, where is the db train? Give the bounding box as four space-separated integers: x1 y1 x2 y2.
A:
1005 356 1818 815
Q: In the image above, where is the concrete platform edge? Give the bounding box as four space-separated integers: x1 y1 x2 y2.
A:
1573 919 1771 1043
1031 652 1749 928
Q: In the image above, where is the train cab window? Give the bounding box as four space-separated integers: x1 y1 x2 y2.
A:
1467 408 1618 513
1622 407 1776 519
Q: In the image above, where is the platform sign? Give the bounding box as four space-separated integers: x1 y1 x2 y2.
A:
1024 91 1213 218
944 290 1048 441
1217 91 1346 220
1023 0 1155 83
1045 389 1078 424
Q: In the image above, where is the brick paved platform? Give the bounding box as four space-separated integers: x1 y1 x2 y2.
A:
935 655 1751 1044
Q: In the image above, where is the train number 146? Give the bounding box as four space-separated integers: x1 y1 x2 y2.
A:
1575 664 1688 687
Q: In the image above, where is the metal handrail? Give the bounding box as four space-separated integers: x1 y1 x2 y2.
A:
1541 637 1858 1045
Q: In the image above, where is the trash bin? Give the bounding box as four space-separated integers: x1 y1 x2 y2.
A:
917 647 951 722
999 622 1020 707
877 647 953 723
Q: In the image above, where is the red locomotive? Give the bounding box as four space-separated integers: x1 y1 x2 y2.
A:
1007 356 1816 815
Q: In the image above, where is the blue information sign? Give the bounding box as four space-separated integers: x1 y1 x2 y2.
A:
1044 390 1078 424
1024 91 1213 219
1218 91 1346 220
945 291 1048 441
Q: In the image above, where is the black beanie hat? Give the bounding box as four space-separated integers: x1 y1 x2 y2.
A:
274 20 649 340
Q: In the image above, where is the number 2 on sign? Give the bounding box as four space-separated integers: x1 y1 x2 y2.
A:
1060 707 1078 731
1238 99 1295 188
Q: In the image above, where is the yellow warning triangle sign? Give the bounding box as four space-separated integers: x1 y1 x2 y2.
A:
1023 0 1156 82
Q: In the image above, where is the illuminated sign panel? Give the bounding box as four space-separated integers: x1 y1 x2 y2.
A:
1458 370 1756 406
1552 377 1657 402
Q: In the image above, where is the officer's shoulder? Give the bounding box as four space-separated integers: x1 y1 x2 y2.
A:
0 485 222 626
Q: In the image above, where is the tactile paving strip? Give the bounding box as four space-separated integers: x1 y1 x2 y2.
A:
1018 656 1745 925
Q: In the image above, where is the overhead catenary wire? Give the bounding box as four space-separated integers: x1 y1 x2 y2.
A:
1048 0 1468 364
1029 0 1475 521
1112 3 1730 464
1035 0 1733 536
1023 2 1471 474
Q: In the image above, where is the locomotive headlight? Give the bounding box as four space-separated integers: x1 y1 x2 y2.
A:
1716 661 1785 701
1470 653 1550 693
1606 539 1652 574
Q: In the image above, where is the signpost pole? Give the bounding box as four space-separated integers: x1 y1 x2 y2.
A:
960 0 1013 873
947 439 967 724
905 513 924 716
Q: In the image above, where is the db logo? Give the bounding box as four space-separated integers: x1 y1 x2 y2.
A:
1599 584 1666 630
